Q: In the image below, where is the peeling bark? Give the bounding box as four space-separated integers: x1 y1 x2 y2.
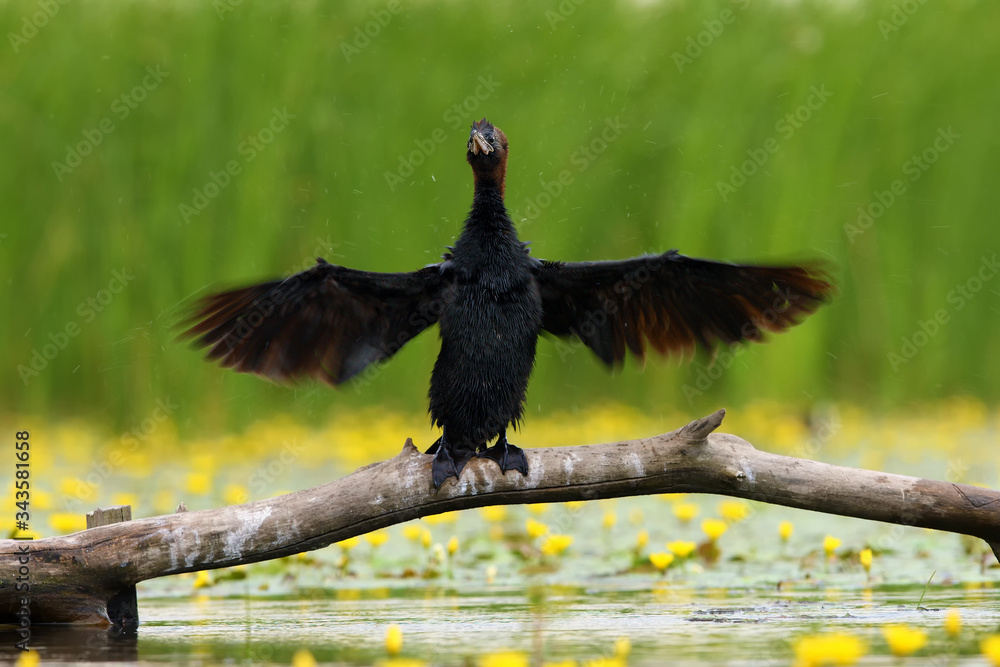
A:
1 409 997 625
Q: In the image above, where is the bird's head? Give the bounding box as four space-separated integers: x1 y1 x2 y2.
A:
467 118 508 190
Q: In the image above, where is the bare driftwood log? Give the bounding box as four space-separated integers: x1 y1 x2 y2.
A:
2 409 999 626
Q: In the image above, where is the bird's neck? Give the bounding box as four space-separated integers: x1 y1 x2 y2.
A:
467 176 512 232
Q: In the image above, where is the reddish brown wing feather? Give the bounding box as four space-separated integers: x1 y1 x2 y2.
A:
534 250 833 367
182 259 446 385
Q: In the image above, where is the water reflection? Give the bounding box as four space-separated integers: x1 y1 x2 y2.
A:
2 584 999 665
0 624 137 663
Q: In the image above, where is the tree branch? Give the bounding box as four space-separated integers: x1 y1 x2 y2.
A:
3 409 998 626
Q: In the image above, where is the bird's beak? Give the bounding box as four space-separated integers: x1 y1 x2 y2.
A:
470 130 493 156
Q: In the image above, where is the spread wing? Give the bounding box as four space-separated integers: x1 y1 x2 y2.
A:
533 250 833 367
182 258 448 385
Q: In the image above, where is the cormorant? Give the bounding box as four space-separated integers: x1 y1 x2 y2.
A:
184 118 833 488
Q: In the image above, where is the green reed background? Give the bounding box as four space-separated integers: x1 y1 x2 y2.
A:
2 0 998 433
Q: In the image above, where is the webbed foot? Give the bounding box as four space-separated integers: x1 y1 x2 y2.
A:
479 430 528 477
428 432 474 488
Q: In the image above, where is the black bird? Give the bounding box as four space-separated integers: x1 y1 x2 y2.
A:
184 118 833 487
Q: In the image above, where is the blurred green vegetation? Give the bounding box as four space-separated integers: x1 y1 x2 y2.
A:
2 0 998 433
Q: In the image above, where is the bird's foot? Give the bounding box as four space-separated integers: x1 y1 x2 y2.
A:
479 433 528 477
430 441 475 488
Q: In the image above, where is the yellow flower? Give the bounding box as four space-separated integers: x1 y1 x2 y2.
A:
185 472 211 496
193 571 213 589
386 624 403 656
859 548 872 572
793 632 865 666
718 500 750 522
673 503 698 523
223 483 249 506
292 648 317 667
635 529 649 550
338 536 361 551
480 651 528 667
667 540 697 558
527 503 550 515
944 608 961 638
565 501 585 512
402 524 423 541
602 511 617 530
378 660 427 667
701 518 727 541
49 512 86 534
480 506 507 522
59 476 94 501
447 536 459 556
541 534 573 556
14 649 40 667
526 518 549 539
153 489 176 514
420 529 432 548
424 511 459 524
366 530 390 548
823 535 841 558
582 658 625 667
110 492 138 509
614 637 631 657
649 552 674 571
778 520 794 542
981 635 1000 666
191 452 217 472
882 624 927 657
